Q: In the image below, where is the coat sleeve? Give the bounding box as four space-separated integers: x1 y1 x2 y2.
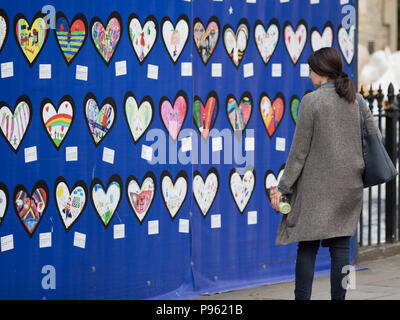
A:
278 94 314 195
357 93 383 141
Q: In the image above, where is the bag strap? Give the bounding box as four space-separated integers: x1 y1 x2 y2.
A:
356 94 368 137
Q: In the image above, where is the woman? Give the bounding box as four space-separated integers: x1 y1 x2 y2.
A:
270 47 382 300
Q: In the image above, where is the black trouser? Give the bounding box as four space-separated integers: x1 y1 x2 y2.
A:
294 236 351 300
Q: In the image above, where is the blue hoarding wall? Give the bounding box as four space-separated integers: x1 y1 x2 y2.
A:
0 0 357 299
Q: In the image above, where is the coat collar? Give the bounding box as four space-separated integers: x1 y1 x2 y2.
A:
320 81 335 88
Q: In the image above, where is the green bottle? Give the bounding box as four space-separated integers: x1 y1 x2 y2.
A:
279 195 291 215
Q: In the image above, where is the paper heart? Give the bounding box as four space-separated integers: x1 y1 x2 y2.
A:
0 95 32 153
90 11 122 66
229 166 255 214
41 95 75 150
13 180 49 237
259 92 285 138
223 18 250 68
161 15 190 65
226 92 253 137
193 91 219 140
124 92 154 144
337 24 355 65
126 172 156 225
193 168 219 218
283 20 308 65
310 22 334 52
90 175 122 228
54 12 88 66
290 95 300 125
193 17 220 65
160 170 188 221
84 93 116 146
265 166 285 211
254 18 280 66
54 177 87 232
128 14 158 65
160 91 188 141
0 182 9 229
14 12 49 67
0 9 9 55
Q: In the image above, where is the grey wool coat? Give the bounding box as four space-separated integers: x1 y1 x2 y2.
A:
276 82 382 246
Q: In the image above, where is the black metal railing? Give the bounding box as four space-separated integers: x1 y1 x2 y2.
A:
358 83 400 247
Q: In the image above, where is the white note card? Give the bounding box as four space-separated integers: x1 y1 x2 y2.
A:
340 0 350 4
243 63 254 78
310 0 319 4
1 62 14 78
211 214 221 229
73 232 86 249
24 146 37 163
300 63 310 77
1 234 14 252
272 64 282 77
76 65 88 81
246 0 256 3
147 64 159 80
212 136 223 152
181 62 192 76
245 137 255 151
179 219 189 233
102 147 115 164
280 0 290 3
248 211 257 225
276 137 286 152
115 60 127 76
148 220 159 235
181 136 192 152
39 232 52 248
113 224 125 239
66 146 78 162
212 63 222 77
39 64 51 79
141 145 153 162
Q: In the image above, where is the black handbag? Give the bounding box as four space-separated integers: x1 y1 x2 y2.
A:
356 95 398 187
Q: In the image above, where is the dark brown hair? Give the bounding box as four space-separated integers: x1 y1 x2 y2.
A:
307 47 356 103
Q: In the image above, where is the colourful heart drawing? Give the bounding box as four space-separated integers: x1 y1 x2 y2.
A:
254 18 280 66
90 174 122 229
229 166 255 214
160 91 188 141
290 95 300 125
13 180 49 237
259 92 285 138
160 170 188 221
126 172 156 225
124 92 154 144
265 165 285 211
283 20 308 65
54 177 87 232
193 168 219 218
310 22 334 52
161 15 190 65
226 92 253 137
90 11 122 66
193 91 219 140
14 12 49 67
41 95 75 150
54 12 88 66
0 9 9 55
128 14 158 65
337 24 355 65
84 93 116 146
193 16 220 65
223 18 249 68
0 182 9 229
0 95 32 154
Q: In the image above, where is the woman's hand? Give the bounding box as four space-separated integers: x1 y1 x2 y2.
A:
271 190 283 212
